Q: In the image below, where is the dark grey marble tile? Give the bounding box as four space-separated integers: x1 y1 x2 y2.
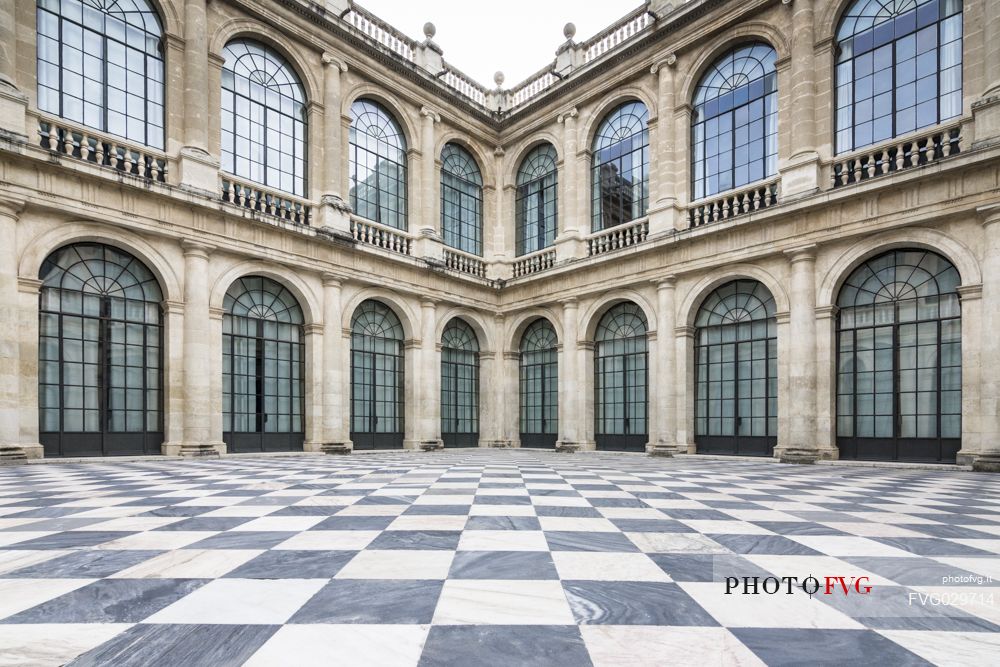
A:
659 509 733 520
3 578 208 623
545 531 640 552
841 556 999 587
69 623 278 667
0 517 106 532
185 531 295 550
871 537 996 556
224 550 356 579
563 581 719 626
731 628 933 667
649 553 774 582
610 518 695 533
419 625 592 667
310 516 395 531
708 534 822 555
267 505 340 516
897 523 1000 540
153 517 254 532
5 549 163 578
449 551 558 580
465 516 541 530
587 498 649 508
473 495 533 505
7 531 125 549
368 530 461 550
289 579 442 624
534 506 602 518
138 506 208 518
752 521 849 536
403 505 473 515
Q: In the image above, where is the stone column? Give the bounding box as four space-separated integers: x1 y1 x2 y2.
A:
416 108 442 260
972 0 1000 146
162 301 185 447
503 350 520 447
555 108 584 261
649 55 677 235
415 299 442 448
672 106 692 231
318 55 351 234
814 305 839 457
303 324 323 450
674 326 696 452
650 277 677 455
177 0 218 191
0 197 24 457
0 0 27 137
318 275 349 452
780 245 824 463
982 1 1000 98
175 241 223 456
782 0 821 196
556 298 580 449
970 206 1000 470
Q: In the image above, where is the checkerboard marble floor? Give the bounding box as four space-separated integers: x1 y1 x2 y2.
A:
0 451 998 666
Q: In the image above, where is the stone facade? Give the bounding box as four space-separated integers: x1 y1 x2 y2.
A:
0 0 998 466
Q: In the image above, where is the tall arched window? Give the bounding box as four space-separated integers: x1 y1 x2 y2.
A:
441 143 483 256
36 0 165 148
594 302 648 451
38 243 163 457
591 102 648 232
692 43 777 200
694 280 777 457
221 40 307 196
515 144 558 256
836 249 961 462
835 0 963 154
441 318 479 448
223 276 304 453
519 319 558 448
350 300 405 450
349 100 408 230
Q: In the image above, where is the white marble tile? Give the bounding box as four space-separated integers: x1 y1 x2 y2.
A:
244 624 429 667
625 532 730 554
721 509 804 522
529 495 591 507
0 578 95 620
786 535 914 557
877 630 1000 667
175 496 257 507
433 580 575 625
0 549 71 575
951 539 1000 555
336 504 409 516
0 623 133 667
335 549 454 580
680 520 776 535
552 552 671 582
199 505 281 518
0 518 43 530
273 530 379 551
596 508 668 520
387 515 468 531
292 495 364 507
932 556 1000 581
743 554 897 586
146 578 328 625
458 530 549 552
110 549 263 579
577 490 633 499
411 494 475 506
678 582 865 629
94 531 215 551
230 516 325 532
76 516 184 532
641 499 709 510
538 517 619 532
581 626 765 667
818 522 928 538
0 532 56 548
468 504 537 517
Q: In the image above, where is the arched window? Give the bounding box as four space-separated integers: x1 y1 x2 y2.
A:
221 40 307 196
350 300 405 450
594 302 648 451
223 276 304 453
692 43 777 200
835 0 963 154
36 0 165 148
694 280 777 456
441 143 483 256
38 243 163 457
519 319 558 448
515 144 558 256
441 318 479 448
350 100 408 230
591 102 649 232
836 249 961 462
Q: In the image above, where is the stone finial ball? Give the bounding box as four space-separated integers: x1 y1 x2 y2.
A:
563 22 576 40
494 71 505 87
423 22 436 39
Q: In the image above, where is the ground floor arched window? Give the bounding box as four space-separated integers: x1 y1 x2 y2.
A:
441 318 479 448
519 319 558 448
350 300 404 450
836 249 961 462
694 280 777 456
38 243 164 457
222 276 304 452
594 302 648 451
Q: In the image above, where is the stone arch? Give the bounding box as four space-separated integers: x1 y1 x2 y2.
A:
818 0 867 43
209 260 320 326
210 19 322 106
19 222 181 303
680 265 790 328
581 290 658 341
505 308 564 354
342 85 420 151
504 134 562 188
435 308 495 353
145 0 182 37
579 87 656 153
818 228 983 308
340 287 420 341
679 24 789 106
435 132 495 189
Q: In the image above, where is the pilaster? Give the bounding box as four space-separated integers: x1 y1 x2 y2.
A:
648 55 678 237
318 55 352 235
0 0 27 139
649 277 677 455
0 197 25 453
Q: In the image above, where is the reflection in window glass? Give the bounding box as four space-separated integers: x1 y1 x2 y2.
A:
350 100 408 230
591 102 649 232
692 43 777 200
440 144 483 256
36 0 165 148
835 0 963 154
515 144 558 256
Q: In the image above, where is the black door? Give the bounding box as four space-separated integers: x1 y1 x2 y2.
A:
441 319 480 448
519 319 558 449
594 303 649 452
350 350 404 450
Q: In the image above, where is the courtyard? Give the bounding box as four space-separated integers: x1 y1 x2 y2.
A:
0 451 996 665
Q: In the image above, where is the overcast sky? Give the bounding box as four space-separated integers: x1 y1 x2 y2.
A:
356 0 641 86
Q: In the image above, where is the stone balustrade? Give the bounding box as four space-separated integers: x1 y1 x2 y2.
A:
587 218 649 256
343 8 416 62
351 218 412 255
512 248 557 278
443 247 487 278
442 70 488 107
830 124 962 188
583 10 654 63
221 177 312 225
688 178 780 228
37 117 168 183
510 72 558 108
